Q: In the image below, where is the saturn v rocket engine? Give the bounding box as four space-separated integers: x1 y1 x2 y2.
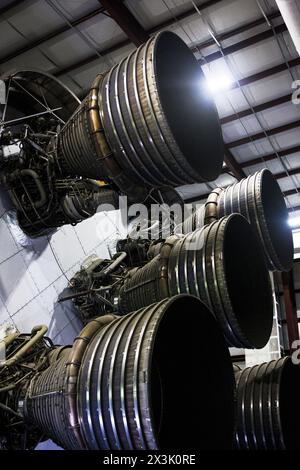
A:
0 296 236 450
0 71 120 237
63 213 274 350
0 31 223 237
0 30 297 452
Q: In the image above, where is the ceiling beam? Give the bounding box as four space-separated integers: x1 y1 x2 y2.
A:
284 188 300 197
54 39 131 77
0 0 27 16
98 0 149 46
0 3 280 72
191 10 281 52
281 270 300 352
0 0 225 69
227 119 300 148
0 5 106 65
149 0 223 33
223 148 300 176
97 0 245 183
224 149 246 179
229 57 300 90
55 47 300 89
54 4 283 78
220 93 292 125
274 167 300 180
185 184 300 205
240 144 300 168
198 23 287 65
54 1 223 77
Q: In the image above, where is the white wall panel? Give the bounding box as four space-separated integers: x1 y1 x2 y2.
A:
0 218 20 263
0 252 40 314
0 209 127 348
0 294 12 326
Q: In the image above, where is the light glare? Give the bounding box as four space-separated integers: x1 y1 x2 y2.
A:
205 73 234 94
288 216 300 228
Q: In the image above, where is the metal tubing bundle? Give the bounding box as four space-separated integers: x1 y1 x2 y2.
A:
119 256 163 313
58 31 224 190
23 296 235 450
58 75 114 180
120 215 273 349
61 186 119 220
234 357 300 450
183 170 293 271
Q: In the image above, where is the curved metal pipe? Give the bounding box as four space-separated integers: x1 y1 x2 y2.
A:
18 169 47 209
0 325 48 368
97 252 127 277
203 188 223 225
0 331 19 348
182 187 223 233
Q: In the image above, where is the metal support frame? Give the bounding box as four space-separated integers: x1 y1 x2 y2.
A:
190 10 281 52
224 149 245 179
284 188 300 197
98 0 149 46
185 185 300 205
220 93 292 125
52 7 287 80
240 145 300 168
0 6 106 65
273 167 300 180
222 163 300 181
0 0 27 16
1 0 299 207
281 269 300 352
198 23 287 65
229 57 300 90
227 119 300 148
0 3 281 73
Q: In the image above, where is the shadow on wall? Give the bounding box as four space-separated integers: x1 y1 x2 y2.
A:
48 297 83 345
0 196 120 339
0 185 59 312
0 186 13 216
0 221 49 309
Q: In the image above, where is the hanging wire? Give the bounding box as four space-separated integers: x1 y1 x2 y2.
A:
47 234 71 283
256 0 300 197
44 0 114 71
159 0 217 193
11 78 66 125
0 76 11 130
157 0 299 210
189 0 299 210
0 14 83 92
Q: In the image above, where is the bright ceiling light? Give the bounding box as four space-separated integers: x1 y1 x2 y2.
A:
288 216 300 229
204 72 234 94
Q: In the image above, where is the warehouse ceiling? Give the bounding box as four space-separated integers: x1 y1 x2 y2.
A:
0 0 300 217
